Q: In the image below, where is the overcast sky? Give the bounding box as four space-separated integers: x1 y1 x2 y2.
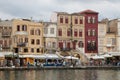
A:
0 0 120 21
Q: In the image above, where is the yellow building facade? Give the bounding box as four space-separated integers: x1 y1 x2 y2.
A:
11 19 43 54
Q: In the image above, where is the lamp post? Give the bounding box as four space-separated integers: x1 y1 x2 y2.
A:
70 14 73 66
12 49 14 59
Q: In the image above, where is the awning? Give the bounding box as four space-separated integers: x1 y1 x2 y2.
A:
0 52 17 58
64 56 79 60
0 54 4 57
44 54 61 59
19 55 46 59
91 55 104 59
102 54 112 58
19 54 62 59
109 52 120 56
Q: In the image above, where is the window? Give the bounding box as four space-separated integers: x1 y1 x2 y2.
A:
0 40 3 44
88 29 91 36
53 42 56 48
92 30 95 36
50 28 54 34
88 17 91 23
60 16 63 23
112 38 116 45
19 38 23 43
9 27 12 29
17 25 20 31
74 29 78 37
59 42 63 49
78 41 83 48
31 48 34 52
80 19 83 24
75 17 78 24
24 48 28 52
22 25 27 31
31 39 35 44
107 38 111 45
4 27 7 29
4 40 7 46
36 29 40 35
22 25 24 31
37 48 40 53
65 17 68 24
58 29 62 36
92 17 95 23
91 41 96 50
30 29 34 35
79 29 82 37
87 41 91 51
25 38 28 43
67 29 71 36
87 41 96 51
0 27 2 32
9 39 12 45
44 28 48 34
36 39 40 45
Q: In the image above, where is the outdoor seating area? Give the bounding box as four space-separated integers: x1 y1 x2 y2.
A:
89 52 120 66
0 51 81 67
0 51 120 67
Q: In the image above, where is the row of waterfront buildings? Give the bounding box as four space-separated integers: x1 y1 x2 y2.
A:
0 9 120 58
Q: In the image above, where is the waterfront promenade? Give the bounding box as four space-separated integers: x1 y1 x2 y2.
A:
0 66 120 71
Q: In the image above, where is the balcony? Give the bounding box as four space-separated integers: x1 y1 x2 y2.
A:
15 31 28 35
2 45 10 49
2 32 11 37
17 42 27 47
106 44 115 47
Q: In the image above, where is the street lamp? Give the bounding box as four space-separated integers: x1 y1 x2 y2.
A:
12 49 14 58
70 14 73 66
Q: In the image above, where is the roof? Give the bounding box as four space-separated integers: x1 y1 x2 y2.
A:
55 12 70 15
80 9 98 14
71 12 84 16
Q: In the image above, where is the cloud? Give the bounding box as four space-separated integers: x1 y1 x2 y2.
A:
0 0 120 21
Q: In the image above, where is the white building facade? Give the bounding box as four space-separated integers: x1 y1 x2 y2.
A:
98 22 107 54
44 22 57 50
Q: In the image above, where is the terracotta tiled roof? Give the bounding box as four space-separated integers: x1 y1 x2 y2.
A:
80 9 98 14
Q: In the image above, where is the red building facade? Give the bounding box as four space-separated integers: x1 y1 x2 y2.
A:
80 10 98 53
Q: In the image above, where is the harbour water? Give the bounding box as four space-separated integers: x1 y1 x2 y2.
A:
0 69 120 80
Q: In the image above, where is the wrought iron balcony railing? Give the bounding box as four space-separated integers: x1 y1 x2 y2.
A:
17 42 27 47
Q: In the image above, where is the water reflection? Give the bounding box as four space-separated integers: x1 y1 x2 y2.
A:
0 70 120 80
